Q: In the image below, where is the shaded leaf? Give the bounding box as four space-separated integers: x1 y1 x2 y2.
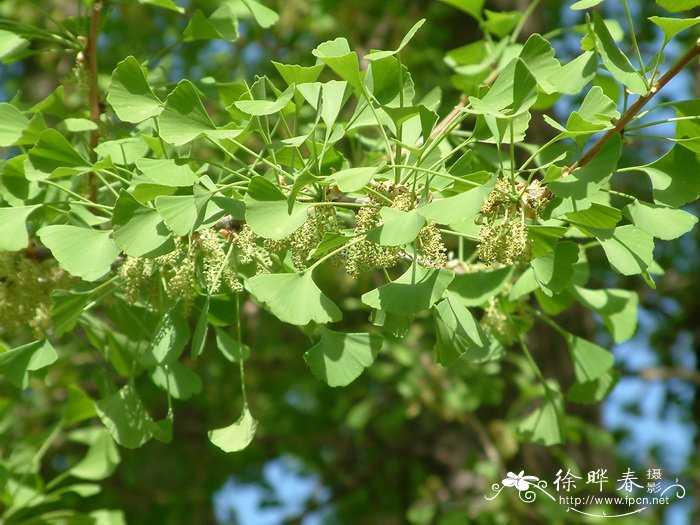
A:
433 292 489 366
95 384 153 449
516 390 564 446
304 327 383 386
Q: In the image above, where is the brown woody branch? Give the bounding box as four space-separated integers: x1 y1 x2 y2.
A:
86 1 102 201
628 366 700 386
564 39 700 175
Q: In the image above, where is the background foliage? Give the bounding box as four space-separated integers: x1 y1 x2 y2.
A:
1 0 699 524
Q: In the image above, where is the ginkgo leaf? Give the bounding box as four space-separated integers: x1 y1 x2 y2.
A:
247 272 342 325
304 328 383 386
209 405 257 452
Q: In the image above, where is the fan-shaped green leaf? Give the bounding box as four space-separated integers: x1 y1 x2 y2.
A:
0 205 39 251
247 272 342 325
362 264 454 315
96 384 153 449
312 38 362 91
366 208 426 246
112 191 175 257
304 327 383 386
70 429 120 481
433 292 489 366
209 405 257 452
364 19 425 61
573 287 638 343
624 200 698 240
636 145 700 207
418 174 495 225
0 340 57 389
244 176 309 240
37 225 119 281
183 4 238 41
592 12 648 95
150 363 203 400
0 103 29 147
107 57 163 123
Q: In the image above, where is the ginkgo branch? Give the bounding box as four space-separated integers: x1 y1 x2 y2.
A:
565 38 700 176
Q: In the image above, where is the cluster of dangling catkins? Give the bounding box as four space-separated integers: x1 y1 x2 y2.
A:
119 227 271 306
343 182 409 277
476 178 551 265
342 181 448 276
0 252 73 337
264 207 341 270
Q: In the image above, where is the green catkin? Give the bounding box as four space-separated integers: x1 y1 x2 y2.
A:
476 215 532 265
263 208 340 270
482 297 515 345
0 253 73 337
476 177 548 266
344 181 413 277
416 223 447 269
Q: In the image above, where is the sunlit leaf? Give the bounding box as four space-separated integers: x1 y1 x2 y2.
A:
0 103 30 146
247 272 342 325
592 12 648 95
107 56 163 123
566 333 615 383
209 405 257 452
573 287 638 343
364 19 426 61
366 208 426 246
0 205 39 251
636 145 700 207
37 225 120 281
244 176 309 239
624 200 698 240
0 340 57 389
362 264 454 315
150 363 203 400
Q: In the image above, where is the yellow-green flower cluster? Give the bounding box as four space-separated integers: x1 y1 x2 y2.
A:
0 252 73 337
118 256 154 304
231 224 273 274
344 181 412 277
119 228 254 305
476 216 532 265
481 297 515 345
476 177 547 266
198 229 240 293
264 208 340 270
480 178 515 217
416 223 447 269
